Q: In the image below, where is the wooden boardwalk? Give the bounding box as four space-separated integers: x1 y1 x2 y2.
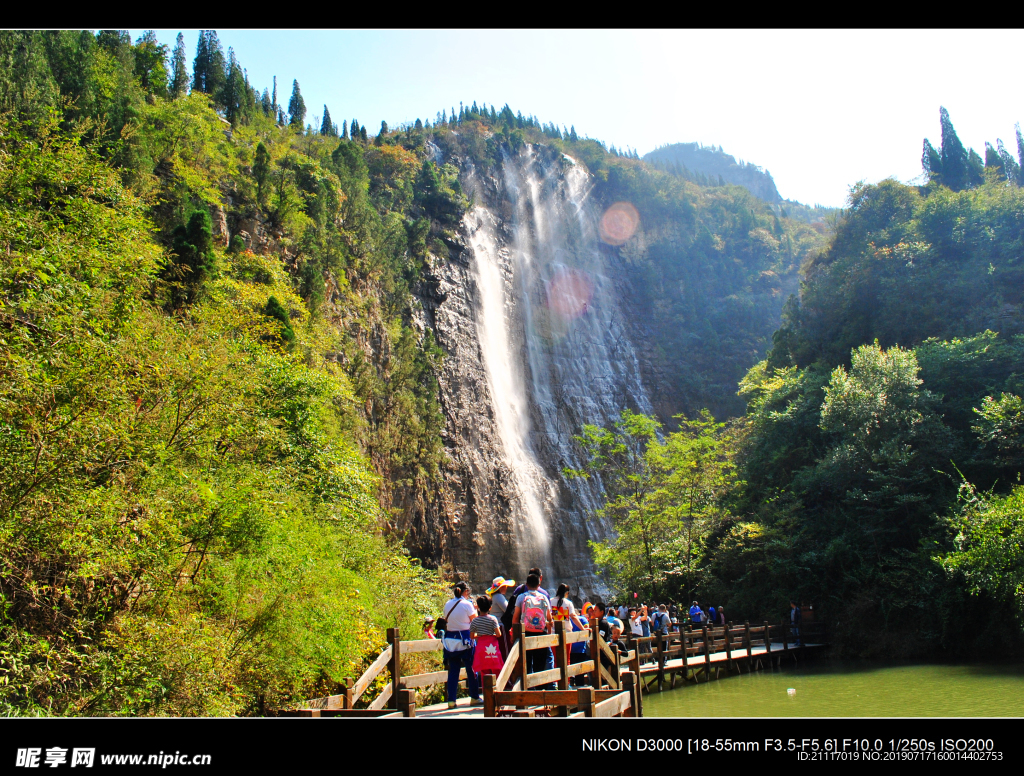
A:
282 619 827 718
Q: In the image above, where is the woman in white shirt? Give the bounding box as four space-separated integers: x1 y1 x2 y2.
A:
441 582 481 709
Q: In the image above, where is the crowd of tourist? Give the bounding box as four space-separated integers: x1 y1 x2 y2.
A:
427 568 739 709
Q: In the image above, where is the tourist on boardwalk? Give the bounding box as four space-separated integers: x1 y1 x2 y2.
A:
569 602 594 686
652 604 671 636
689 600 704 628
470 596 504 682
628 608 642 638
513 573 555 690
551 583 588 631
441 582 481 709
486 576 514 657
708 605 717 627
618 602 629 621
423 615 436 639
503 568 547 637
790 601 802 646
716 606 726 626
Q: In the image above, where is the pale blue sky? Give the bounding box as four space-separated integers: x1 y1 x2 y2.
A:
132 29 1023 208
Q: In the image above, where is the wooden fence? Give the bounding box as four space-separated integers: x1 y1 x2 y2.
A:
284 618 640 718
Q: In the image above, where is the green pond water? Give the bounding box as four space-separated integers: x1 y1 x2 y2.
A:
643 661 1024 717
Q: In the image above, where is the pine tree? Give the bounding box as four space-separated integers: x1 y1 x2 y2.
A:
997 139 1020 184
1016 124 1024 186
222 48 247 125
253 142 271 204
967 148 984 187
271 75 277 114
260 88 272 116
192 30 226 100
351 119 360 140
414 117 423 131
342 119 348 140
922 139 942 182
191 32 208 93
569 125 578 142
375 120 388 144
288 79 305 127
359 124 367 143
321 105 334 136
939 107 970 191
170 33 188 98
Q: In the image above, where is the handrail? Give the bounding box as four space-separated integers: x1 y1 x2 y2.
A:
291 613 825 715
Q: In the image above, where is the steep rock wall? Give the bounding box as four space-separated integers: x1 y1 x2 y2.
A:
409 144 655 597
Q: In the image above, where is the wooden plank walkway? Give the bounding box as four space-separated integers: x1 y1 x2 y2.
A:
283 619 828 718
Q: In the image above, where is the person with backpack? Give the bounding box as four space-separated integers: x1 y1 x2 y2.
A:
441 582 481 709
651 604 671 635
502 568 546 635
512 573 554 690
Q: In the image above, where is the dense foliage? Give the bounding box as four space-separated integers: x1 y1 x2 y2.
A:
0 30 452 716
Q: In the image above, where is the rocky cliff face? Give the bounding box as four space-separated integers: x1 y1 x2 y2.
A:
408 144 656 597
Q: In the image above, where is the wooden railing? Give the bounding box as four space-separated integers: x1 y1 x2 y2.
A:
286 617 641 717
623 618 828 691
482 619 640 717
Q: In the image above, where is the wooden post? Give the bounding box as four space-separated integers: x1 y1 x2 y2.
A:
745 621 752 661
655 632 665 691
398 687 416 717
783 619 789 653
630 649 643 716
341 677 354 710
514 623 528 692
386 628 401 710
724 622 733 673
578 686 595 717
590 617 601 688
702 625 710 680
483 673 496 718
764 621 771 665
622 671 637 717
555 621 569 691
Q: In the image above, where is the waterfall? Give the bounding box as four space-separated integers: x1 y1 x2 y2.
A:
463 145 653 587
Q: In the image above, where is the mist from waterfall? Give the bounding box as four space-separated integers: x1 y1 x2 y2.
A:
464 145 653 581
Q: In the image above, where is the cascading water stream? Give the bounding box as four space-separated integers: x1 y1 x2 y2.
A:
463 145 653 585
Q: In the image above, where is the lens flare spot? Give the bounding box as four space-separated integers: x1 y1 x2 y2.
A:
600 201 640 245
546 267 594 320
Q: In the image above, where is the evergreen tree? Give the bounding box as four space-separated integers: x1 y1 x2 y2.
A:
375 120 388 144
569 125 578 142
221 48 247 125
288 79 305 127
985 141 1002 169
253 141 271 205
351 118 359 140
967 147 985 187
922 138 942 181
264 295 295 346
997 139 1020 184
939 106 970 191
133 31 168 99
342 119 348 140
192 31 226 100
260 88 272 116
1016 124 1024 186
359 124 367 143
170 32 188 98
167 210 216 305
271 75 277 114
414 117 423 131
321 105 334 136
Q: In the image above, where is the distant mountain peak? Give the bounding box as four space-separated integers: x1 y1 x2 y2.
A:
643 142 782 203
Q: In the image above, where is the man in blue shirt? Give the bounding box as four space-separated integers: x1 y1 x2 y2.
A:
689 600 704 627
